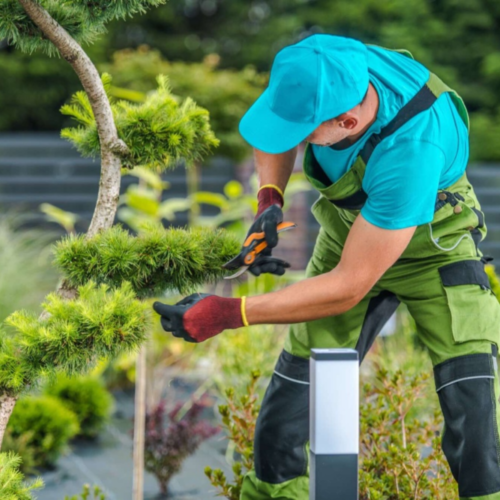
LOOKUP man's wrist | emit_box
[256,185,284,217]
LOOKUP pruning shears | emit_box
[222,221,297,280]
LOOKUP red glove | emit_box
[153,294,249,343]
[256,184,284,217]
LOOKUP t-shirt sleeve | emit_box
[360,138,446,230]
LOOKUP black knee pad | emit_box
[434,351,500,497]
[254,350,310,484]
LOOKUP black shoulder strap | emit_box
[358,83,437,164]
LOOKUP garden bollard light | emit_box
[310,348,359,500]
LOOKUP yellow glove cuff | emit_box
[241,296,249,327]
[258,184,284,199]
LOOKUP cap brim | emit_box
[239,89,319,154]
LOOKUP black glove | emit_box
[246,205,290,277]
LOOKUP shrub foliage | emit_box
[61,75,219,171]
[144,398,218,495]
[5,281,149,378]
[205,371,260,500]
[54,224,240,296]
[44,375,113,439]
[4,396,79,471]
[359,370,456,499]
[0,452,43,500]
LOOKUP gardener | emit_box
[153,35,500,500]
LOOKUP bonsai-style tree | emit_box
[0,0,239,494]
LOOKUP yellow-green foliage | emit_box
[4,396,79,471]
[44,375,113,439]
[0,452,42,500]
[5,282,149,376]
[54,224,240,296]
[61,74,219,170]
[486,264,500,301]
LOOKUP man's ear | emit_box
[338,112,358,130]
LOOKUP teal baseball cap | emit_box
[239,35,369,154]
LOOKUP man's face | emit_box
[305,119,352,147]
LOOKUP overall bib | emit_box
[241,55,500,500]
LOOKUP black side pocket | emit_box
[254,350,310,484]
[434,353,500,497]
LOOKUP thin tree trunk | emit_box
[133,345,147,500]
[4,0,132,451]
[187,163,201,226]
[18,0,129,237]
[0,395,17,447]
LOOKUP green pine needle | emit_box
[53,224,240,297]
[0,0,166,56]
[5,282,149,377]
[61,74,220,170]
[0,452,43,500]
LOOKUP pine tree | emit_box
[0,0,239,482]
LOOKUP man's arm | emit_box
[152,214,416,342]
[254,147,297,192]
[245,214,416,324]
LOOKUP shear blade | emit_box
[224,266,250,280]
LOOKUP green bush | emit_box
[3,396,79,471]
[45,375,113,439]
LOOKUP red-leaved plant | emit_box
[144,398,219,496]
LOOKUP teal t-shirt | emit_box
[311,45,469,230]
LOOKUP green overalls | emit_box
[241,54,500,500]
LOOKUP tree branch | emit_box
[18,0,129,237]
[0,395,17,446]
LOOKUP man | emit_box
[153,35,500,499]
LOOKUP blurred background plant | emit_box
[0,217,58,324]
[101,46,266,162]
[3,395,80,473]
[64,484,107,500]
[44,375,113,440]
[359,370,456,499]
[205,371,260,500]
[144,397,219,496]
[3,1,500,162]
